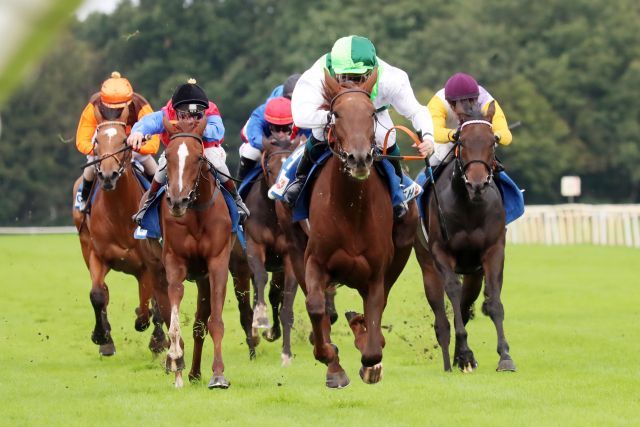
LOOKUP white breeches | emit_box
[429,142,455,166]
[239,142,262,161]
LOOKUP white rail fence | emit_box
[1,205,639,247]
[507,204,640,247]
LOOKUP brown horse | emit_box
[159,116,234,388]
[72,106,168,357]
[287,69,419,388]
[414,102,516,372]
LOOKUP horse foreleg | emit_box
[305,257,349,388]
[415,241,451,371]
[359,280,386,384]
[207,258,230,389]
[134,270,154,333]
[188,279,211,382]
[229,250,257,359]
[247,243,270,329]
[482,241,515,372]
[461,272,483,325]
[264,271,283,342]
[433,245,476,372]
[88,252,115,356]
[279,258,298,366]
[165,256,186,388]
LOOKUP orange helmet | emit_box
[100,71,133,108]
[264,97,293,125]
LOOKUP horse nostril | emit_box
[347,153,356,164]
[110,171,118,180]
[365,153,373,164]
[181,197,189,204]
[97,171,104,180]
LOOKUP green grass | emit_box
[1,235,638,426]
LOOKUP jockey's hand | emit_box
[413,137,435,158]
[127,131,145,151]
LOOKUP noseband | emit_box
[262,147,294,180]
[324,88,376,169]
[93,121,130,179]
[167,132,216,211]
[455,120,495,185]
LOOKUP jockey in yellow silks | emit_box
[426,72,512,167]
[75,72,160,211]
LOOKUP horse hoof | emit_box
[359,363,383,384]
[252,304,271,329]
[497,358,516,372]
[148,336,167,354]
[249,348,256,360]
[174,372,184,388]
[208,375,230,389]
[329,310,339,325]
[344,311,360,323]
[134,317,151,332]
[263,328,281,342]
[250,328,261,346]
[462,362,477,373]
[165,355,185,373]
[99,342,116,356]
[326,370,350,389]
[188,371,201,383]
[281,353,293,367]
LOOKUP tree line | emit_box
[0,0,638,225]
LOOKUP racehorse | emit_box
[414,101,516,373]
[288,69,419,388]
[159,116,234,388]
[72,106,168,357]
[244,135,302,365]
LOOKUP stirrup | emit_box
[282,179,304,206]
[132,198,153,225]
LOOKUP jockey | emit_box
[427,72,512,167]
[282,35,435,218]
[75,71,160,211]
[128,79,250,224]
[237,74,309,182]
[263,96,297,143]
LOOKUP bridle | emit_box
[92,120,131,179]
[454,120,496,186]
[167,132,217,211]
[261,145,294,182]
[324,88,376,169]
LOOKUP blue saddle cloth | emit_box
[134,171,245,248]
[416,169,525,225]
[269,146,421,222]
[74,162,150,211]
[238,165,264,200]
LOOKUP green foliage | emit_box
[1,236,639,424]
[0,0,638,224]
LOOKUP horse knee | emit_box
[482,298,504,320]
[89,288,106,308]
[305,293,325,321]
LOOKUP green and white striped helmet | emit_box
[328,35,377,75]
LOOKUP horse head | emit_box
[323,68,377,180]
[162,115,208,217]
[93,105,130,190]
[262,135,298,187]
[456,101,498,200]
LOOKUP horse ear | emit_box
[194,116,208,135]
[361,67,378,94]
[323,68,340,99]
[162,114,179,135]
[119,104,130,123]
[485,101,496,122]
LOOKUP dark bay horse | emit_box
[290,69,419,388]
[72,106,168,357]
[414,101,516,372]
[244,136,301,365]
[159,117,234,388]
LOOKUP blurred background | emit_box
[0,0,638,227]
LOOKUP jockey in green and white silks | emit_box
[284,35,435,217]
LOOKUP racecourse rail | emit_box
[1,204,639,247]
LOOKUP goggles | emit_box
[269,124,293,133]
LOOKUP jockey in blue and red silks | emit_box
[236,74,311,182]
[128,78,250,224]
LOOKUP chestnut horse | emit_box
[289,70,419,388]
[72,107,168,357]
[414,102,516,372]
[159,117,234,389]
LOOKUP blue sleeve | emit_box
[246,104,269,150]
[298,128,312,138]
[204,114,225,142]
[268,85,284,100]
[131,110,165,136]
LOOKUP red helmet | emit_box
[444,72,479,101]
[264,97,293,125]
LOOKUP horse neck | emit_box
[192,164,216,206]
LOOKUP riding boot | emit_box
[237,156,258,183]
[222,179,250,223]
[282,145,314,207]
[387,145,408,219]
[78,178,94,212]
[132,179,162,225]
